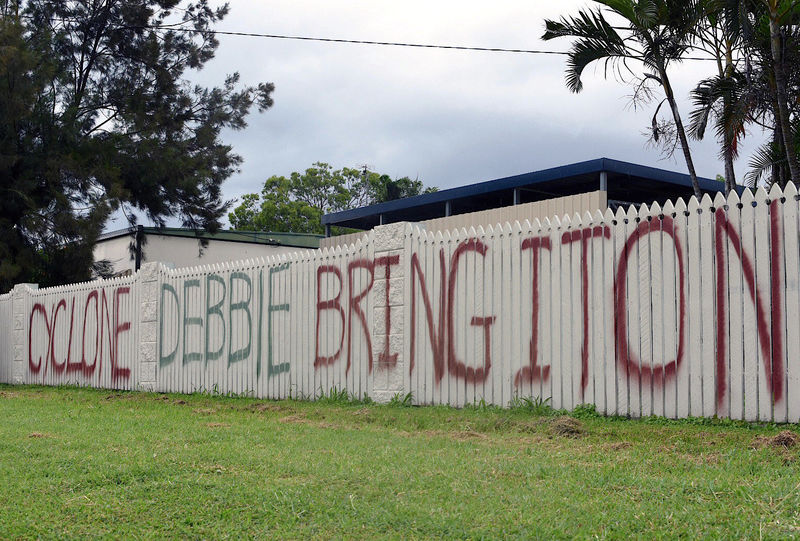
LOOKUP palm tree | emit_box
[761,0,800,184]
[543,0,706,198]
[687,1,746,194]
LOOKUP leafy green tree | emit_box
[229,163,437,234]
[543,0,707,198]
[0,1,272,291]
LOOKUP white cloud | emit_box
[107,0,769,229]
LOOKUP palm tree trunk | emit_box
[721,42,736,196]
[723,140,736,195]
[660,68,702,199]
[769,15,800,185]
[772,114,783,187]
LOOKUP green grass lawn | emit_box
[1,386,799,539]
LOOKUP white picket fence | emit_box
[2,185,800,422]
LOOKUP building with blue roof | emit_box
[321,158,728,235]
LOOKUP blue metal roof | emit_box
[322,158,727,230]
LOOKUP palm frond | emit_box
[746,140,783,187]
[543,9,628,92]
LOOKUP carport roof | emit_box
[322,157,728,230]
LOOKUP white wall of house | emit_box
[94,233,305,276]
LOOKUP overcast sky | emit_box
[110,0,769,229]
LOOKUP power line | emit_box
[147,25,717,61]
[25,15,718,61]
[159,26,573,56]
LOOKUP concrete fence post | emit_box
[11,283,37,384]
[370,222,408,403]
[137,262,161,391]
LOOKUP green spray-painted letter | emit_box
[205,274,226,364]
[228,272,252,365]
[159,283,179,367]
[267,263,291,377]
[183,279,203,364]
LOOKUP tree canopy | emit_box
[228,163,437,234]
[546,0,800,193]
[0,0,272,291]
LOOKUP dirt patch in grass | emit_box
[604,441,633,451]
[248,403,288,414]
[279,414,310,424]
[28,432,52,438]
[206,422,230,429]
[683,452,721,466]
[516,419,548,434]
[452,430,489,441]
[0,391,22,399]
[549,416,585,438]
[752,430,799,449]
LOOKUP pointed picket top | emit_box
[501,220,514,237]
[740,187,755,207]
[712,191,727,209]
[353,237,363,251]
[768,182,784,201]
[484,223,494,238]
[785,181,799,198]
[434,230,445,245]
[624,203,638,224]
[754,185,769,205]
[532,217,544,232]
[700,193,714,209]
[674,197,687,214]
[476,225,485,238]
[404,222,416,238]
[638,202,653,223]
[726,189,741,207]
[565,212,576,229]
[582,210,594,226]
[603,206,616,224]
[663,199,675,217]
[442,229,452,244]
[650,201,663,218]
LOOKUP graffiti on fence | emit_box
[28,286,132,382]
[408,206,785,411]
[21,195,790,415]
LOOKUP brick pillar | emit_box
[11,283,37,384]
[371,222,407,403]
[137,262,160,391]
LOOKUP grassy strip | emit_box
[1,385,799,539]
